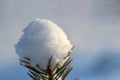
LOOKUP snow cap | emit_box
[15,19,73,69]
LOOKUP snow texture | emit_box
[15,19,73,69]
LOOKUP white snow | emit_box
[15,19,73,69]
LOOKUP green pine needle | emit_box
[20,48,78,80]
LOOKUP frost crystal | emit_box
[15,19,73,69]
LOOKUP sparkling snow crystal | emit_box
[15,19,73,69]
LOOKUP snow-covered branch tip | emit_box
[20,55,73,80]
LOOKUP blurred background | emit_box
[0,0,120,80]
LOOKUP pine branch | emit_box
[20,50,78,80]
